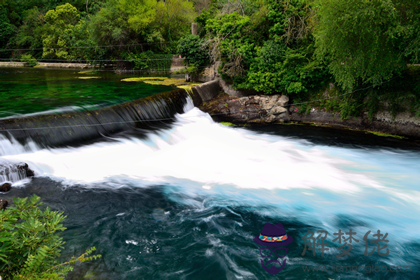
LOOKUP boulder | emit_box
[17,163,35,177]
[0,182,11,192]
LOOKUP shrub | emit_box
[20,54,38,67]
[177,34,210,73]
[0,195,101,279]
[123,51,173,73]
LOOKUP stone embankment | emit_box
[200,94,290,123]
[194,80,420,139]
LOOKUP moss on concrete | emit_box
[121,77,201,94]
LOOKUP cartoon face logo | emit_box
[254,222,293,275]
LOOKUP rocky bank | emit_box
[199,91,420,140]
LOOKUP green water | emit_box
[0,67,173,118]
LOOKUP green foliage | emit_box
[314,0,413,90]
[116,0,157,34]
[20,53,37,66]
[89,0,130,47]
[42,3,91,60]
[123,50,173,72]
[203,1,330,95]
[90,0,195,55]
[173,65,200,76]
[0,7,16,50]
[0,195,101,279]
[395,0,420,64]
[11,6,44,57]
[177,34,209,72]
[205,12,255,81]
[156,0,196,42]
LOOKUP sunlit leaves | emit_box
[0,194,100,279]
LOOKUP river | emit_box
[1,68,420,279]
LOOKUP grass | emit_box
[121,77,167,82]
[219,122,251,127]
[78,70,98,75]
[220,122,237,126]
[275,121,304,126]
[78,76,101,80]
[365,131,406,139]
[121,77,201,94]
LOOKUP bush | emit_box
[177,34,210,73]
[0,195,101,279]
[123,51,173,73]
[20,54,38,67]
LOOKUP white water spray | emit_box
[1,99,420,242]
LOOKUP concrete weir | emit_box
[0,78,221,148]
[190,80,220,106]
[0,89,190,147]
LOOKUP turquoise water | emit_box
[1,101,420,279]
[0,67,172,118]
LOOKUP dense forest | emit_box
[0,0,419,116]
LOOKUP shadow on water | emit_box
[242,124,420,151]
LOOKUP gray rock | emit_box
[264,115,277,123]
[277,95,289,106]
[260,96,278,109]
[269,106,288,115]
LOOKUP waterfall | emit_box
[0,160,34,183]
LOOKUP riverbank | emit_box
[0,56,186,73]
[198,90,420,141]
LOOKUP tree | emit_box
[117,0,157,34]
[0,7,16,49]
[177,34,209,75]
[42,3,92,60]
[0,195,101,279]
[11,7,44,58]
[89,0,159,57]
[314,0,409,90]
[155,0,196,43]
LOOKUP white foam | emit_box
[1,106,420,240]
[0,108,378,193]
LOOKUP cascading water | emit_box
[0,160,29,182]
[1,96,419,279]
[0,88,190,148]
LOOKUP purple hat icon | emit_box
[254,222,293,247]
